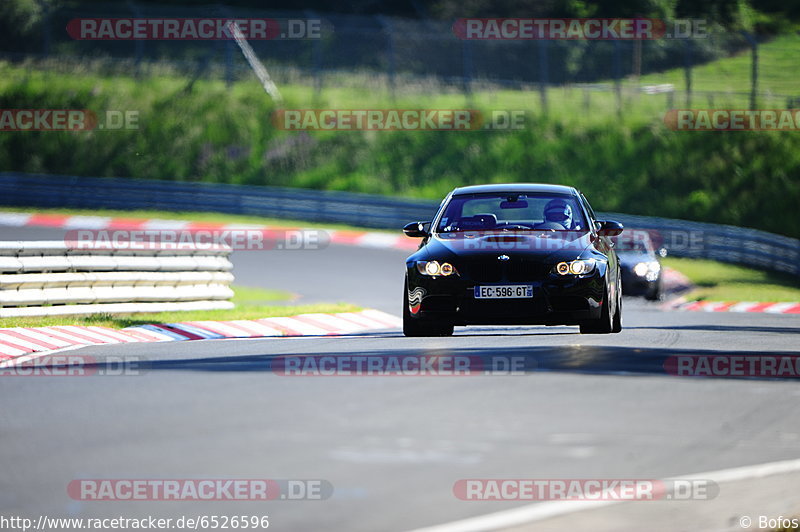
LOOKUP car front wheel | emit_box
[580,282,619,334]
[402,277,454,337]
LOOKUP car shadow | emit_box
[626,325,800,335]
[86,343,800,382]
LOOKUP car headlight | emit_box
[417,260,457,277]
[634,261,661,279]
[633,262,649,277]
[554,259,597,276]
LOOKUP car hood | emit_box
[419,231,595,262]
[617,252,655,267]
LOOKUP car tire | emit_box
[402,277,454,337]
[612,279,622,333]
[580,283,615,334]
[645,278,663,301]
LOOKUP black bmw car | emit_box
[402,184,624,336]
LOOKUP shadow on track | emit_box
[94,344,800,382]
[627,325,800,335]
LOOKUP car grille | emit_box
[509,259,552,281]
[467,260,504,282]
[466,259,550,282]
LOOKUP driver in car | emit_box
[543,198,575,230]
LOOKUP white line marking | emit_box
[337,312,390,330]
[62,215,113,229]
[228,320,283,337]
[0,343,28,358]
[0,212,32,226]
[185,321,253,338]
[728,301,759,313]
[53,326,121,344]
[360,309,403,328]
[356,232,403,248]
[0,345,85,368]
[268,317,329,336]
[0,331,48,351]
[141,219,191,230]
[408,457,800,532]
[299,313,364,333]
[764,302,797,314]
[8,328,72,348]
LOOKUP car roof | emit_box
[450,183,579,196]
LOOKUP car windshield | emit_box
[613,233,655,254]
[436,193,589,233]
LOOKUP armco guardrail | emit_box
[0,241,234,318]
[0,172,435,230]
[600,212,800,277]
[0,173,797,277]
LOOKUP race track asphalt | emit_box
[1,225,798,531]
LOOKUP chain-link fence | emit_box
[3,2,796,114]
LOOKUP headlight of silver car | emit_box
[634,261,661,281]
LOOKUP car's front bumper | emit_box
[407,269,606,326]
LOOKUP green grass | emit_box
[1,33,799,237]
[640,33,800,100]
[0,285,361,328]
[664,257,800,302]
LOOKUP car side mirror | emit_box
[403,221,429,238]
[597,220,624,237]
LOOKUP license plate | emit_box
[474,285,534,299]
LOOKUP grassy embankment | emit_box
[664,257,800,302]
[0,34,798,237]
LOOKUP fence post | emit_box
[37,0,51,57]
[306,10,323,100]
[537,39,548,113]
[742,31,758,109]
[127,0,145,76]
[378,16,396,101]
[220,5,235,89]
[462,39,473,97]
[683,40,692,107]
[613,40,622,117]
